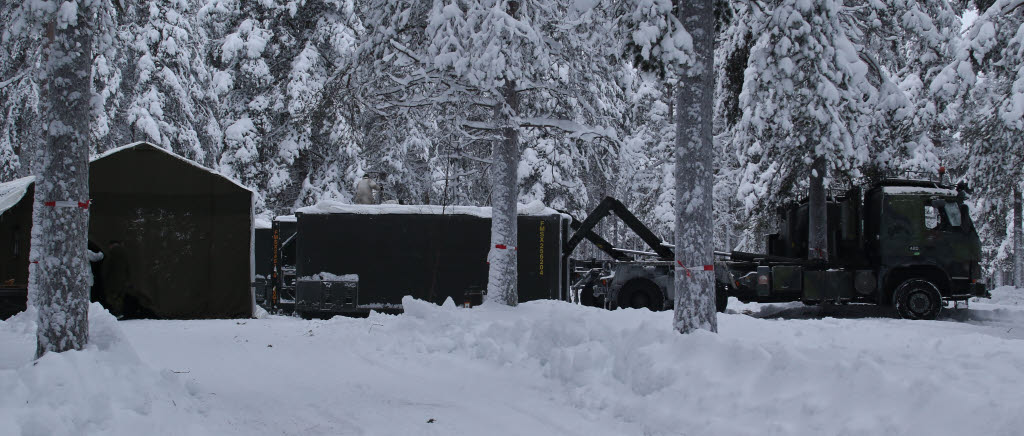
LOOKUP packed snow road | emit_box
[2,287,1024,436]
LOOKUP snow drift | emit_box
[379,297,1024,435]
[4,293,1024,435]
[0,304,205,436]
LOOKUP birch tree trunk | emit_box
[486,77,520,306]
[30,4,95,357]
[673,0,717,334]
[1014,186,1022,288]
[808,156,828,262]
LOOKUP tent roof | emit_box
[92,142,252,193]
[0,175,35,216]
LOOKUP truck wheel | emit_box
[580,284,596,307]
[715,284,729,313]
[892,279,942,320]
[619,281,663,311]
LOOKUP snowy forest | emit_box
[1,0,1022,282]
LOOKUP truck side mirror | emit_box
[930,199,946,210]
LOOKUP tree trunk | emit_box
[1014,186,1022,288]
[30,8,95,357]
[486,77,520,306]
[673,0,717,334]
[808,156,828,262]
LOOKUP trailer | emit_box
[561,197,684,311]
[290,202,567,318]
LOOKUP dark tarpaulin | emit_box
[89,142,253,319]
[0,180,33,319]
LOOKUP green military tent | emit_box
[0,176,33,319]
[0,142,255,319]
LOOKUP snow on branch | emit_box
[0,73,27,90]
[517,117,618,142]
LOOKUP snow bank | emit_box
[337,297,1024,436]
[0,304,205,436]
[297,199,563,218]
[987,285,1024,306]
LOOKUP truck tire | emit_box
[715,284,729,313]
[580,284,596,307]
[892,279,942,320]
[619,280,663,311]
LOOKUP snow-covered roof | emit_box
[274,215,297,223]
[296,200,563,218]
[0,175,35,216]
[92,142,253,193]
[254,217,273,229]
[882,186,959,197]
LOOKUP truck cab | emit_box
[866,181,986,306]
[722,177,989,319]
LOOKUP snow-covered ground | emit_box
[3,287,1024,436]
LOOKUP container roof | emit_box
[296,200,564,218]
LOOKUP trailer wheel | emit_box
[619,280,663,311]
[296,310,315,320]
[892,279,942,320]
[715,284,729,313]
[580,284,596,307]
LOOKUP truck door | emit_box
[879,196,925,266]
[881,195,968,295]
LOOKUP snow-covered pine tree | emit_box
[958,0,1024,286]
[200,0,361,215]
[12,0,116,357]
[115,0,219,162]
[356,0,619,306]
[0,2,43,180]
[857,0,964,175]
[734,0,875,262]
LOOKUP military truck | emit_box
[718,176,989,319]
[568,175,989,320]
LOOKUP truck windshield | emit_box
[944,202,962,227]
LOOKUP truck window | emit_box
[944,202,962,227]
[924,205,940,230]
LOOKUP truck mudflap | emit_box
[969,282,990,299]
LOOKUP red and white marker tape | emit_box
[676,260,714,277]
[487,244,518,264]
[44,200,90,209]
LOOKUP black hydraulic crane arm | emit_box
[565,216,631,261]
[563,197,675,261]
